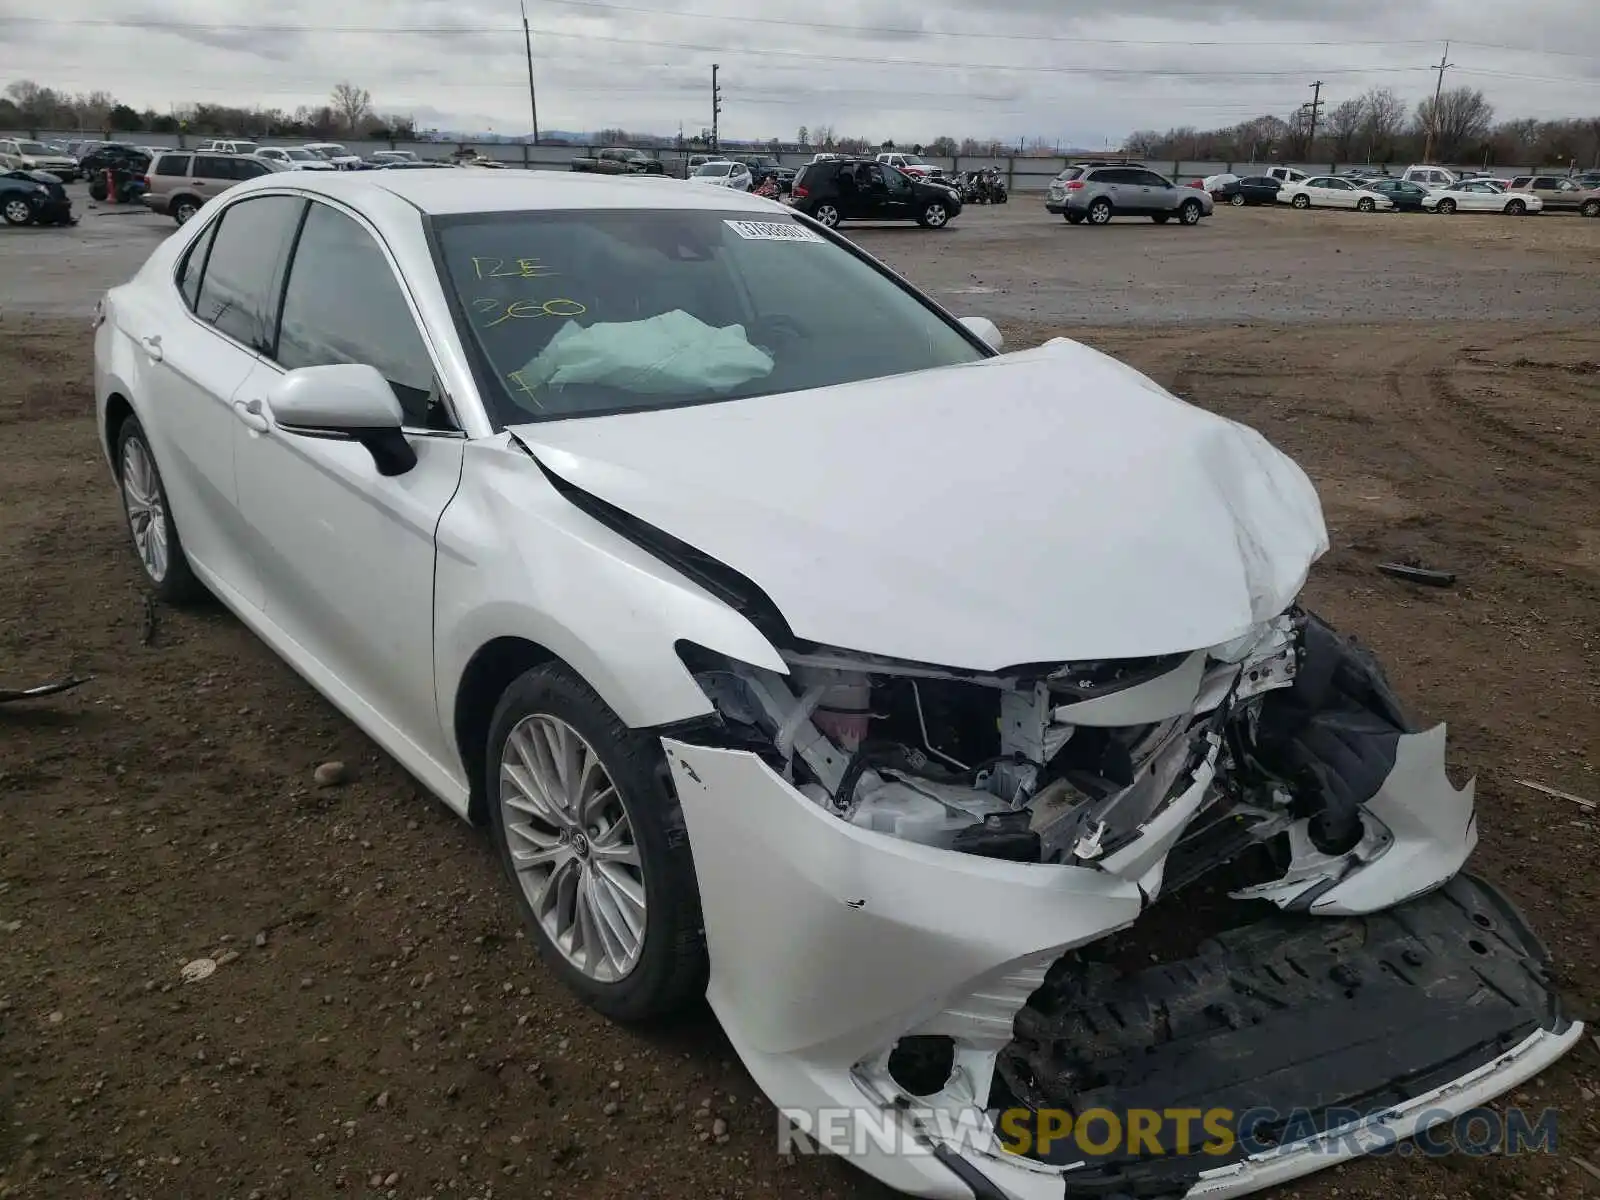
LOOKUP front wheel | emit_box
[1291,193,1311,210]
[2,196,34,226]
[918,202,949,228]
[1178,200,1203,225]
[811,203,840,228]
[1505,199,1527,216]
[115,415,205,602]
[1582,199,1600,219]
[1437,198,1457,214]
[1357,197,1376,213]
[486,663,707,1022]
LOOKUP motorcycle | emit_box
[89,164,149,205]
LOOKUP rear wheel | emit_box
[1064,212,1084,224]
[1291,193,1311,210]
[1505,199,1527,216]
[1582,199,1600,219]
[811,203,840,228]
[1087,198,1113,225]
[1178,199,1203,225]
[1229,192,1246,206]
[1357,197,1376,213]
[486,662,707,1022]
[1152,214,1170,224]
[115,415,204,603]
[89,178,109,203]
[172,196,200,225]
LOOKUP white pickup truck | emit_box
[1400,164,1462,189]
[876,152,939,179]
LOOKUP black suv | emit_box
[79,143,151,177]
[788,157,962,228]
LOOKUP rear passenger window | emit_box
[274,202,444,428]
[176,218,219,311]
[194,195,307,351]
[194,155,232,178]
[155,155,190,177]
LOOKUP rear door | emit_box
[1096,168,1143,213]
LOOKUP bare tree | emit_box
[1414,86,1494,162]
[796,125,808,146]
[1123,129,1163,155]
[1325,98,1365,161]
[330,81,374,134]
[5,79,61,127]
[1358,87,1407,161]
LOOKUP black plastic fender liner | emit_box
[993,874,1568,1196]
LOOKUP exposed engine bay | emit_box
[683,608,1424,908]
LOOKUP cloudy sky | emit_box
[4,0,1599,143]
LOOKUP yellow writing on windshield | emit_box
[473,297,588,327]
[471,256,557,280]
[506,369,542,408]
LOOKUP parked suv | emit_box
[1505,174,1594,213]
[143,151,282,224]
[0,137,81,181]
[787,157,962,228]
[1046,164,1212,225]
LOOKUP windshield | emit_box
[284,149,315,160]
[695,163,732,176]
[432,208,987,426]
[17,141,51,154]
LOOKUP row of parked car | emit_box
[1200,164,1600,218]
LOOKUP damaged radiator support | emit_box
[683,609,1422,905]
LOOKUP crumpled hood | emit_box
[512,338,1329,669]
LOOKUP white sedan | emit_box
[689,160,753,190]
[1423,179,1543,215]
[93,169,1579,1200]
[1278,175,1396,211]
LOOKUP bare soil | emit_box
[2,309,1597,1200]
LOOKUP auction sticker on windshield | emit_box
[724,219,823,243]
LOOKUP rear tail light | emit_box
[792,184,809,199]
[1066,180,1085,190]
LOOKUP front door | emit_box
[232,198,464,766]
[870,164,917,219]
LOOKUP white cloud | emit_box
[4,0,1598,142]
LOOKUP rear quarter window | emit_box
[154,155,191,177]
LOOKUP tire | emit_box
[1437,198,1456,215]
[1582,199,1600,219]
[1152,214,1170,224]
[812,203,840,228]
[1087,198,1113,225]
[1291,193,1311,210]
[114,415,204,603]
[89,179,108,203]
[486,662,707,1022]
[1178,200,1203,225]
[1064,212,1084,224]
[918,202,949,228]
[1505,199,1526,216]
[2,196,34,226]
[1357,197,1376,213]
[172,196,200,225]
[1229,192,1246,206]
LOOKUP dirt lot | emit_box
[2,195,1598,1200]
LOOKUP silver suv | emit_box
[1046,164,1213,226]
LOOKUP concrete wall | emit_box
[7,130,1547,193]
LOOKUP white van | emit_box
[1401,165,1460,189]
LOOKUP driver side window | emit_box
[877,164,912,193]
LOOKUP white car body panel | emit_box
[90,168,1579,1200]
[513,338,1329,668]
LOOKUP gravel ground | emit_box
[1,192,1597,1200]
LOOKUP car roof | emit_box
[226,165,788,216]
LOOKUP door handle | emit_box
[141,334,163,362]
[233,399,269,433]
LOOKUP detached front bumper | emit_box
[662,737,1580,1200]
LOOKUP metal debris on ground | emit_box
[1571,1156,1600,1185]
[141,594,158,645]
[1515,779,1597,811]
[1376,562,1457,587]
[181,957,218,983]
[0,675,93,704]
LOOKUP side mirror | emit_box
[265,363,417,476]
[959,315,1004,352]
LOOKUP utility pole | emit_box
[711,64,722,153]
[1306,80,1324,154]
[520,0,539,145]
[1422,41,1453,164]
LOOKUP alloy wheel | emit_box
[1088,199,1112,224]
[498,714,646,983]
[3,198,33,225]
[923,203,948,227]
[813,204,840,227]
[1230,193,1245,206]
[120,435,169,583]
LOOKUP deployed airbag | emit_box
[517,310,774,396]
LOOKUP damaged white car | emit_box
[93,170,1580,1200]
